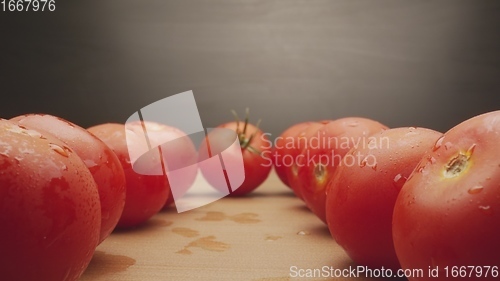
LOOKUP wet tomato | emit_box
[286,121,329,200]
[12,114,126,243]
[393,111,500,280]
[272,122,317,188]
[0,119,101,281]
[124,121,198,209]
[200,112,272,196]
[326,127,441,270]
[88,123,169,228]
[296,117,387,223]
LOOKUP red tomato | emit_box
[393,111,500,280]
[200,120,272,196]
[12,114,126,243]
[124,121,198,209]
[286,122,329,200]
[297,117,388,223]
[326,127,441,270]
[0,119,101,281]
[88,123,169,228]
[273,122,317,188]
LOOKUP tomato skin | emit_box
[0,119,101,281]
[11,114,126,243]
[123,121,198,209]
[201,122,272,196]
[273,122,316,188]
[286,122,328,200]
[297,118,388,223]
[88,123,170,228]
[326,127,441,270]
[224,122,272,196]
[393,111,500,280]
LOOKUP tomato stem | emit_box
[231,109,240,133]
[230,109,262,155]
[242,107,249,136]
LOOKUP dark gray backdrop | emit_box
[1,0,499,137]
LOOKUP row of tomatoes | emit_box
[0,110,279,281]
[269,111,499,280]
[1,109,498,281]
[0,115,200,281]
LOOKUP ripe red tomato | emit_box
[0,119,101,281]
[273,122,317,188]
[393,111,500,280]
[12,114,126,243]
[200,119,272,196]
[125,121,198,209]
[326,127,441,270]
[88,123,169,228]
[286,121,329,200]
[297,117,388,223]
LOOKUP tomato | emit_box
[286,121,329,200]
[12,114,126,243]
[0,119,101,281]
[297,117,388,223]
[88,123,169,228]
[273,122,316,188]
[325,127,441,270]
[125,121,198,209]
[393,111,500,280]
[200,116,272,196]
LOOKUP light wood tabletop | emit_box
[81,171,398,281]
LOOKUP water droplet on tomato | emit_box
[347,121,359,127]
[84,159,98,168]
[297,230,310,236]
[467,143,476,156]
[393,174,402,182]
[49,143,69,157]
[479,205,493,215]
[314,164,326,182]
[433,136,444,151]
[25,129,43,139]
[393,173,407,189]
[468,185,484,194]
[444,142,453,150]
[63,145,73,153]
[291,164,298,176]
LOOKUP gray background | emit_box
[1,0,499,137]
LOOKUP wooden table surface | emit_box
[80,172,401,281]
